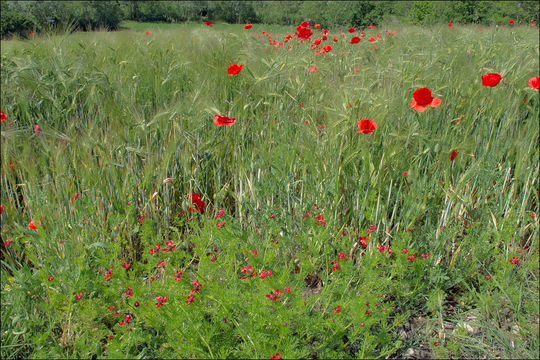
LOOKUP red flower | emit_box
[402,248,408,254]
[322,45,332,53]
[29,32,34,37]
[357,119,377,134]
[217,221,226,229]
[155,296,167,308]
[348,27,356,33]
[321,35,327,40]
[34,124,41,136]
[204,21,213,27]
[28,220,38,229]
[531,23,536,27]
[308,67,318,72]
[145,31,151,35]
[270,353,282,360]
[48,275,54,281]
[174,270,183,281]
[338,252,348,260]
[227,64,243,76]
[0,204,3,214]
[122,261,131,271]
[481,73,502,87]
[333,305,341,313]
[350,36,361,44]
[510,257,519,265]
[213,114,236,127]
[125,286,133,297]
[295,26,313,41]
[450,151,457,161]
[189,193,204,213]
[528,76,539,90]
[323,29,329,35]
[333,37,339,42]
[448,23,453,27]
[312,38,321,45]
[186,294,195,305]
[4,238,13,247]
[315,24,320,29]
[0,111,6,122]
[410,88,442,112]
[485,274,491,281]
[368,37,376,42]
[509,20,514,25]
[75,292,83,301]
[244,24,252,29]
[301,21,310,28]
[266,289,280,301]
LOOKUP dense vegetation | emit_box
[1,20,538,358]
[1,0,539,38]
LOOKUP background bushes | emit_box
[1,0,539,38]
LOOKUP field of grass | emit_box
[1,21,539,359]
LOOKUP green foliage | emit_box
[0,20,538,360]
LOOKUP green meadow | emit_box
[1,21,538,359]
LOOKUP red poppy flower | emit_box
[29,32,34,37]
[145,31,151,35]
[48,275,54,281]
[227,64,243,76]
[315,24,320,29]
[509,20,514,25]
[28,220,38,229]
[368,25,375,28]
[532,24,536,27]
[450,151,457,161]
[368,37,376,42]
[528,76,539,90]
[481,73,502,87]
[448,23,453,27]
[270,353,282,360]
[34,124,41,136]
[244,24,252,29]
[357,119,377,134]
[323,29,329,35]
[348,27,356,33]
[204,21,213,27]
[322,45,332,53]
[321,35,327,40]
[0,111,6,122]
[410,88,442,112]
[301,21,310,28]
[0,204,3,214]
[334,305,342,313]
[333,37,339,42]
[308,67,318,72]
[312,38,321,45]
[4,238,13,247]
[350,36,361,44]
[213,114,236,127]
[189,193,205,212]
[296,26,313,41]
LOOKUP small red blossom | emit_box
[421,253,430,261]
[4,238,13,247]
[509,20,514,25]
[259,270,272,279]
[227,64,243,76]
[266,289,280,301]
[401,248,408,254]
[157,260,166,270]
[528,76,539,90]
[244,24,253,29]
[28,220,38,230]
[308,67,318,72]
[122,261,131,271]
[358,236,368,248]
[350,36,361,44]
[410,88,442,112]
[213,114,237,127]
[312,38,321,45]
[186,294,195,305]
[510,257,519,265]
[119,314,132,326]
[315,24,320,29]
[125,286,133,297]
[348,27,357,33]
[75,292,84,301]
[338,252,348,260]
[334,305,342,313]
[189,193,205,212]
[47,275,54,281]
[104,267,113,282]
[450,151,458,162]
[481,73,502,87]
[407,254,417,263]
[155,296,167,308]
[191,280,202,294]
[448,23,453,27]
[485,274,491,281]
[174,270,183,281]
[241,265,256,279]
[0,111,7,122]
[29,32,34,37]
[332,261,340,271]
[150,243,160,255]
[270,353,282,360]
[145,31,151,36]
[217,221,226,229]
[34,124,41,136]
[204,21,212,27]
[377,245,387,253]
[357,119,377,134]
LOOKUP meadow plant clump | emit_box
[1,20,539,359]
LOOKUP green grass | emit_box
[1,22,538,359]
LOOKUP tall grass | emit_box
[1,22,538,358]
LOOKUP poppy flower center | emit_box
[413,88,433,106]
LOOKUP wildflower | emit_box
[270,353,282,360]
[145,31,151,35]
[358,236,368,248]
[312,38,321,45]
[125,286,133,297]
[350,36,361,44]
[162,240,176,252]
[485,274,491,281]
[334,305,342,313]
[528,76,539,90]
[332,262,340,271]
[71,193,80,201]
[204,21,212,27]
[401,248,408,254]
[217,221,226,229]
[266,289,280,301]
[368,37,376,42]
[29,32,34,37]
[509,20,514,25]
[421,253,430,261]
[410,88,442,112]
[34,124,41,136]
[481,73,502,87]
[4,238,13,247]
[368,225,377,233]
[104,267,113,281]
[122,261,131,271]
[0,111,7,122]
[150,243,160,255]
[407,254,417,263]
[157,260,166,270]
[227,64,243,76]
[186,295,195,304]
[75,292,84,301]
[315,24,320,29]
[510,257,519,265]
[295,25,313,41]
[301,21,310,28]
[244,24,252,29]
[216,208,225,218]
[174,270,183,281]
[189,193,205,212]
[119,314,132,326]
[357,119,377,134]
[28,220,38,230]
[402,172,408,177]
[191,280,202,294]
[213,114,236,127]
[348,27,356,33]
[308,67,318,72]
[155,296,167,308]
[259,270,272,279]
[282,287,290,294]
[448,23,453,27]
[450,151,458,162]
[241,265,256,279]
[338,252,348,260]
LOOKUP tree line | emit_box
[1,1,539,38]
